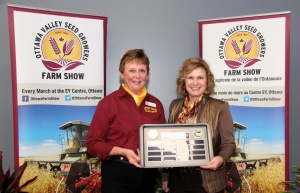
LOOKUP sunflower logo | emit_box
[224,31,261,69]
[41,29,84,71]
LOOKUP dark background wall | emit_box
[1,0,299,180]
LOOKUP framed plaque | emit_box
[139,123,214,168]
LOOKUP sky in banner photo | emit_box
[230,105,284,155]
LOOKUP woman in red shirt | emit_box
[86,49,166,193]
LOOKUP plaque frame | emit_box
[139,123,214,168]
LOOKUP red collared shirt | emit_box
[86,85,166,159]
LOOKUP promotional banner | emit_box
[198,12,290,192]
[8,6,107,191]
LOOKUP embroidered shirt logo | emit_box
[144,106,157,113]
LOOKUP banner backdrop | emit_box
[198,12,290,192]
[8,5,107,170]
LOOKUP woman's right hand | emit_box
[125,148,142,168]
[162,181,169,192]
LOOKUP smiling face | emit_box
[120,59,148,95]
[185,67,207,102]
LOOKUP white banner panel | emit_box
[8,6,107,173]
[198,12,290,192]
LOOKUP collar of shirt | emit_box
[116,85,149,99]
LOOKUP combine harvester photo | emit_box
[58,120,90,162]
[230,121,281,172]
[226,121,283,193]
[30,120,99,173]
[26,120,101,192]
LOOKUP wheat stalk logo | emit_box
[49,37,61,56]
[231,40,241,55]
[42,37,83,71]
[225,38,260,69]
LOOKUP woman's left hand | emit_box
[200,156,223,170]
